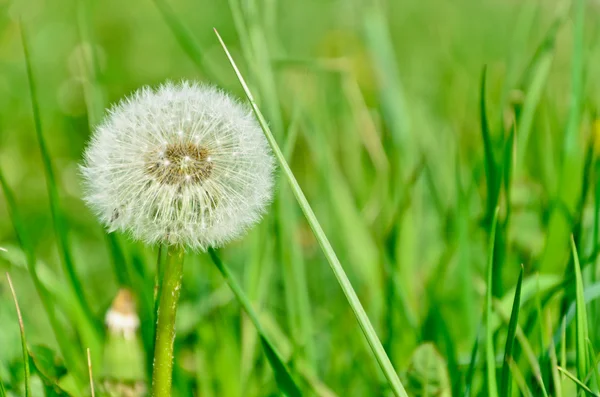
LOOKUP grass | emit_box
[208,248,302,397]
[485,210,499,397]
[215,28,408,396]
[0,0,599,396]
[86,348,95,397]
[5,273,30,397]
[499,264,524,397]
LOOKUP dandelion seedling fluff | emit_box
[82,81,274,396]
[82,81,274,250]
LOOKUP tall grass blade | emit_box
[362,3,409,151]
[586,339,600,391]
[539,0,586,273]
[227,0,284,139]
[549,282,600,349]
[240,227,272,388]
[500,0,538,110]
[561,317,567,380]
[485,210,499,397]
[456,154,475,341]
[214,28,408,397]
[19,22,97,332]
[593,132,600,264]
[87,348,95,397]
[515,34,556,168]
[276,116,314,361]
[557,367,597,396]
[508,360,534,397]
[76,0,134,295]
[480,66,498,224]
[276,194,314,364]
[208,248,302,397]
[6,273,31,397]
[573,237,590,382]
[492,300,548,396]
[463,328,480,397]
[76,0,105,127]
[499,265,523,397]
[300,115,382,303]
[548,318,562,397]
[0,169,83,382]
[151,0,209,75]
[106,234,130,286]
[502,127,515,222]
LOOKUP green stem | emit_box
[215,30,408,397]
[208,248,302,395]
[152,245,185,397]
[208,248,264,333]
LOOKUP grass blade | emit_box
[260,335,301,397]
[572,237,589,382]
[538,0,586,273]
[586,339,600,390]
[0,169,83,382]
[19,22,97,333]
[548,316,562,397]
[362,3,410,151]
[515,50,553,168]
[6,273,31,397]
[508,360,534,397]
[76,0,135,302]
[514,12,564,169]
[151,0,209,75]
[557,367,597,397]
[208,248,302,397]
[275,193,315,364]
[214,28,408,397]
[492,300,549,396]
[463,327,480,397]
[502,126,515,222]
[485,210,499,397]
[87,348,95,397]
[499,265,523,397]
[561,317,567,381]
[76,0,105,127]
[480,66,498,224]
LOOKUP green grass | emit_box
[485,210,499,397]
[0,0,599,396]
[215,28,408,396]
[6,273,30,397]
[499,265,524,397]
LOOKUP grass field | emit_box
[1,0,599,395]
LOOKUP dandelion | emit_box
[102,289,146,397]
[105,289,140,340]
[81,81,274,396]
[81,81,274,250]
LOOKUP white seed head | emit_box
[82,81,274,250]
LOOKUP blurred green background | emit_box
[0,0,599,395]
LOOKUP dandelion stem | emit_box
[151,245,185,397]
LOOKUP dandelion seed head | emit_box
[82,81,274,250]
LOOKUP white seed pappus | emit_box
[82,81,274,250]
